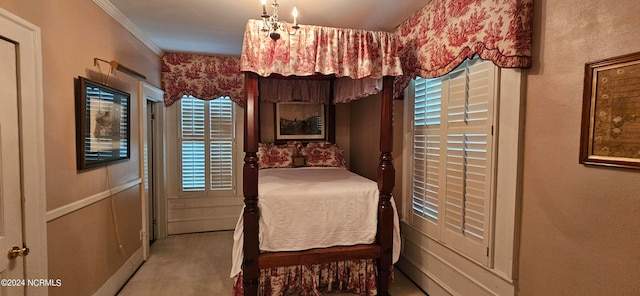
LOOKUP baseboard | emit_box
[167,216,238,235]
[93,247,144,296]
[399,224,515,296]
[397,256,454,296]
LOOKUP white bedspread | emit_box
[230,167,401,277]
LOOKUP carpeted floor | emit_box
[118,231,426,295]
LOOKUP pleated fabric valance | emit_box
[240,19,404,80]
[161,53,245,107]
[161,0,533,106]
[257,76,383,104]
[258,78,331,104]
[395,0,533,93]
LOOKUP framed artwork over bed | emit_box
[275,102,326,141]
[75,77,131,171]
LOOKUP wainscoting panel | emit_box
[167,196,242,235]
[397,223,516,296]
[46,178,142,222]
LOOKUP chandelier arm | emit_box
[282,22,299,36]
[259,0,299,40]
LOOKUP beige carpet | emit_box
[118,231,426,295]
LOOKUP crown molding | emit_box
[93,0,164,56]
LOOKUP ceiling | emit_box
[107,0,430,56]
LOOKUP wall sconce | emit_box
[94,58,147,81]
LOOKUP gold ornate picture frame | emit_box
[580,52,640,170]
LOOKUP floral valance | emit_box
[395,0,533,92]
[161,53,245,107]
[240,19,403,80]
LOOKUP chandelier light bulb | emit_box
[292,7,298,26]
[260,0,268,17]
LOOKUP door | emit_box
[140,82,165,259]
[0,37,27,295]
[146,100,157,243]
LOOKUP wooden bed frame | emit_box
[241,72,396,296]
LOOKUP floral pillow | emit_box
[301,142,346,168]
[257,143,297,169]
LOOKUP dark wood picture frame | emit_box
[75,77,131,171]
[275,102,326,141]
[580,52,640,170]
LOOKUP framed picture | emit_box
[579,52,640,170]
[275,102,325,140]
[75,77,131,171]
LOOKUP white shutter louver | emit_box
[442,58,496,265]
[209,98,234,191]
[412,77,443,235]
[181,96,206,191]
[181,141,206,190]
[444,133,488,240]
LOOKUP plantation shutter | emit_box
[410,57,497,265]
[412,77,443,236]
[180,96,206,191]
[209,98,235,192]
[442,58,496,265]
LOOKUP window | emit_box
[179,95,236,195]
[409,56,497,265]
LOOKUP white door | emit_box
[0,37,27,295]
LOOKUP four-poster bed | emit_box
[159,1,533,295]
[231,19,403,296]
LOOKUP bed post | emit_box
[243,72,260,296]
[377,76,395,296]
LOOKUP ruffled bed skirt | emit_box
[232,259,393,296]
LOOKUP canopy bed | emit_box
[229,19,403,296]
[160,1,532,295]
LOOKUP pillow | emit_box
[301,142,346,168]
[257,143,297,169]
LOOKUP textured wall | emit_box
[519,0,640,295]
[2,0,161,295]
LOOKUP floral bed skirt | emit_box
[232,259,393,296]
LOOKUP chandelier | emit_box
[260,0,300,40]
